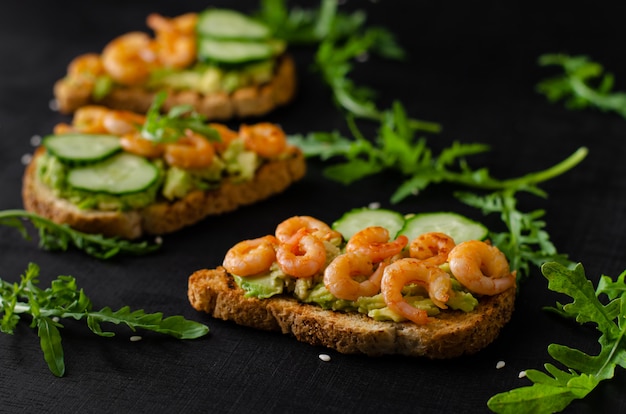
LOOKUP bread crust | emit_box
[188,267,516,358]
[22,147,306,239]
[54,55,297,120]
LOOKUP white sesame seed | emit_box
[356,52,370,63]
[52,316,60,323]
[368,201,381,209]
[30,135,42,147]
[155,236,163,245]
[49,99,59,111]
[518,370,527,379]
[318,354,331,362]
[130,335,143,342]
[21,153,32,165]
[496,360,506,369]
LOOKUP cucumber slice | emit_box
[398,212,488,244]
[197,9,271,40]
[332,208,406,241]
[67,153,159,195]
[44,133,121,163]
[197,38,276,64]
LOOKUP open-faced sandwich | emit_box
[54,8,295,120]
[188,209,517,358]
[22,94,305,239]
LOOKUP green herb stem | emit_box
[0,209,160,259]
[0,263,209,376]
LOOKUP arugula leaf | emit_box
[537,53,626,118]
[0,263,209,377]
[0,209,160,259]
[289,100,588,205]
[456,189,574,282]
[140,91,220,144]
[258,0,367,45]
[487,263,626,413]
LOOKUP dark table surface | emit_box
[1,1,625,413]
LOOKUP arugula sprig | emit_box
[258,0,366,45]
[488,262,626,413]
[0,209,160,259]
[140,91,219,143]
[537,53,626,118]
[259,0,439,132]
[0,263,209,377]
[289,100,588,204]
[456,189,574,282]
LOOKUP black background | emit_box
[1,1,625,413]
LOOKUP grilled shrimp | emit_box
[323,253,388,301]
[163,131,215,169]
[447,240,516,295]
[345,226,408,263]
[409,232,456,266]
[275,216,341,244]
[101,32,155,86]
[147,12,197,69]
[240,123,288,158]
[276,228,327,278]
[222,235,278,277]
[381,258,452,324]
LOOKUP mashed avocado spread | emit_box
[233,243,479,323]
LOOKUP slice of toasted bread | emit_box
[22,147,306,239]
[188,266,516,358]
[54,55,297,120]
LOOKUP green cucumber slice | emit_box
[398,212,488,244]
[44,133,121,163]
[197,9,271,40]
[197,38,276,64]
[67,153,158,195]
[332,208,406,241]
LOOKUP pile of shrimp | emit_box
[66,13,198,88]
[222,216,517,325]
[53,105,289,169]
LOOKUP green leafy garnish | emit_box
[0,209,160,259]
[0,263,209,377]
[488,262,626,413]
[289,101,587,204]
[258,0,367,45]
[259,0,439,132]
[537,53,626,118]
[454,144,588,281]
[456,189,573,282]
[140,91,220,144]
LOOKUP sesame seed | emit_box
[496,360,506,369]
[518,371,527,379]
[52,316,60,323]
[318,354,331,362]
[155,236,163,245]
[130,335,143,342]
[49,99,59,111]
[30,135,42,147]
[21,153,32,165]
[368,202,381,209]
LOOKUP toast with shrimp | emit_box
[22,101,305,239]
[188,213,517,358]
[53,9,296,120]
